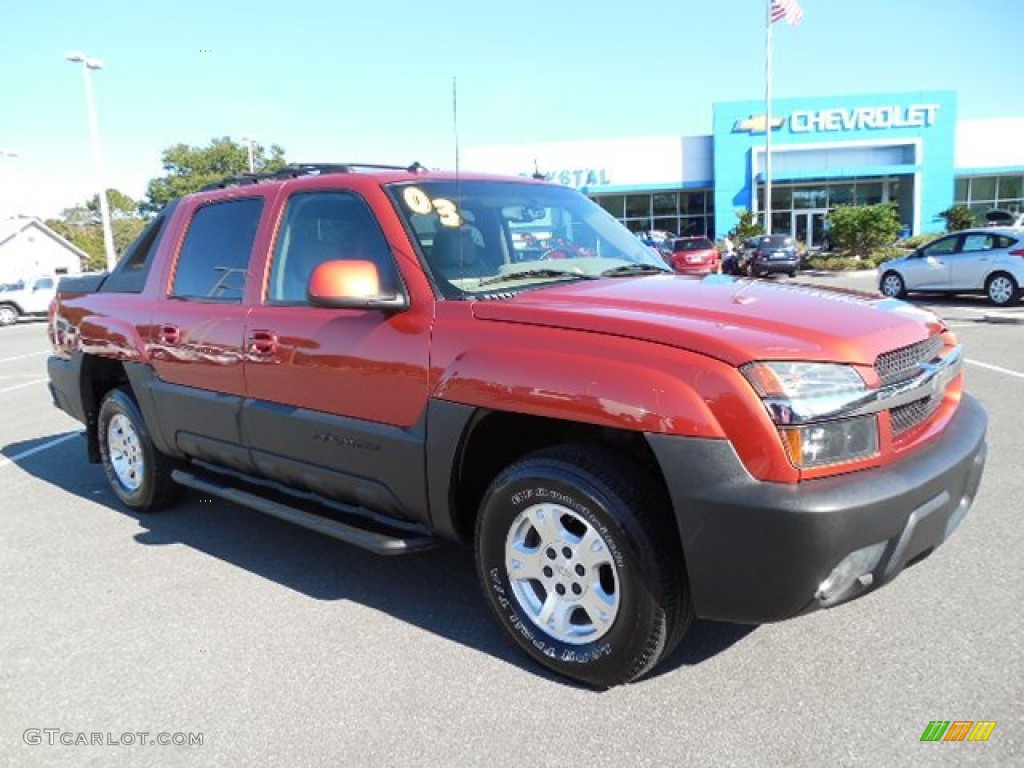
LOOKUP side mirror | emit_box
[308,260,407,312]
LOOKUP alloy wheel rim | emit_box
[504,502,620,645]
[882,275,902,296]
[989,277,1012,304]
[107,413,143,491]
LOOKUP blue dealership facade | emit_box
[464,89,1024,247]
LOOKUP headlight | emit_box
[743,362,879,469]
[779,416,879,468]
[741,362,869,423]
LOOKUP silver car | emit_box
[878,227,1024,306]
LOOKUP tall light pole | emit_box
[65,51,116,272]
[241,135,257,173]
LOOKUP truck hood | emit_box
[471,275,945,367]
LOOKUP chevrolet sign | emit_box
[733,115,785,134]
[791,104,940,133]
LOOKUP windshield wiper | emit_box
[477,269,598,287]
[600,264,672,277]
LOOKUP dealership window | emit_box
[652,193,678,216]
[590,189,715,238]
[625,195,650,218]
[597,195,625,218]
[955,174,1024,216]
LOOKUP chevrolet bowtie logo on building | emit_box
[733,115,785,134]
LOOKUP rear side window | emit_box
[171,198,263,302]
[674,238,713,251]
[101,206,174,294]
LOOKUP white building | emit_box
[0,218,86,284]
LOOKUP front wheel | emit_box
[98,387,182,511]
[0,305,17,326]
[880,270,907,299]
[475,445,692,688]
[986,272,1020,306]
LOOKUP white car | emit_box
[0,275,58,325]
[878,227,1024,307]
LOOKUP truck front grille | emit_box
[875,335,943,386]
[890,393,943,435]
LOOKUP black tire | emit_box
[475,445,692,688]
[0,304,17,326]
[879,270,907,299]
[97,387,182,511]
[985,272,1020,307]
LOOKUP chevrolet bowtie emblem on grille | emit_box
[733,115,786,133]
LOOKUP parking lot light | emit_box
[65,51,117,272]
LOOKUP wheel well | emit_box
[986,270,1017,286]
[449,411,671,544]
[80,356,131,461]
[0,301,21,313]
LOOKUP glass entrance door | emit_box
[792,209,829,248]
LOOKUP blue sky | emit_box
[1,0,1022,218]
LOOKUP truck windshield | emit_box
[385,179,668,295]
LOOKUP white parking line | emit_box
[0,351,48,364]
[0,432,81,469]
[0,378,47,394]
[967,359,1024,380]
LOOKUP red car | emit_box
[666,236,721,275]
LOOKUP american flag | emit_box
[771,0,804,25]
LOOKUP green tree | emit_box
[143,137,286,214]
[935,204,975,232]
[87,189,140,219]
[827,203,902,260]
[728,209,765,242]
[46,188,147,271]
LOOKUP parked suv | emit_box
[735,235,800,277]
[0,275,57,326]
[47,163,986,688]
[665,237,720,275]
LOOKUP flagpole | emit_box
[764,0,773,235]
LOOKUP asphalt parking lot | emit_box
[1,277,1021,768]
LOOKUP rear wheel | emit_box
[880,271,907,299]
[0,305,17,326]
[985,272,1019,306]
[475,445,692,688]
[98,387,182,511]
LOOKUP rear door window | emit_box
[171,198,263,302]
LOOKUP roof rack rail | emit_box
[199,161,428,191]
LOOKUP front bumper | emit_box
[646,394,987,623]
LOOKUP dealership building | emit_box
[463,90,1024,247]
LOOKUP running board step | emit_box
[171,468,436,555]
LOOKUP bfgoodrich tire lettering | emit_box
[475,445,692,688]
[98,387,182,511]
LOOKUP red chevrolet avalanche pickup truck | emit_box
[47,163,988,687]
